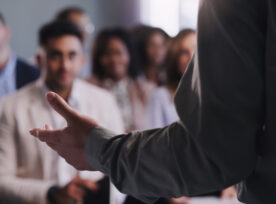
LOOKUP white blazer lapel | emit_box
[28,83,54,180]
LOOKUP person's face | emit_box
[146,32,168,67]
[68,12,93,42]
[0,21,10,51]
[100,37,130,81]
[178,33,196,75]
[42,35,85,91]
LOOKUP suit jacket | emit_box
[82,0,275,203]
[0,78,124,204]
[15,58,40,89]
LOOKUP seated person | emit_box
[146,29,197,129]
[134,26,169,86]
[0,12,40,101]
[0,20,125,204]
[88,28,153,131]
[55,6,94,78]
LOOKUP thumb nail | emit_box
[30,129,38,137]
[46,92,56,102]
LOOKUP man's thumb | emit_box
[46,92,77,123]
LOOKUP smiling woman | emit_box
[87,27,152,132]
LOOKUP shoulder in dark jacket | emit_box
[15,58,40,89]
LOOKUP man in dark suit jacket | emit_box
[0,12,40,100]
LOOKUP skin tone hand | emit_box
[220,186,237,200]
[169,196,191,204]
[30,92,98,170]
[169,186,237,203]
[55,176,99,204]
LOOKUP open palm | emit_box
[30,92,98,170]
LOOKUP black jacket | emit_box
[15,58,40,89]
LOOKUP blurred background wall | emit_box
[0,0,199,59]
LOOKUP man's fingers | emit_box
[30,128,61,144]
[47,142,58,151]
[69,185,85,201]
[46,92,77,123]
[77,179,99,191]
[45,124,53,130]
[220,186,237,199]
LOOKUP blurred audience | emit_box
[0,20,125,204]
[123,28,197,204]
[146,29,196,129]
[55,6,94,78]
[0,12,40,101]
[55,6,93,46]
[88,27,151,131]
[130,24,151,50]
[134,26,169,86]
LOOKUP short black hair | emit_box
[0,12,6,25]
[55,6,85,21]
[39,20,83,47]
[92,27,139,79]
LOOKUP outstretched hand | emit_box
[30,92,99,170]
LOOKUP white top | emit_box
[146,87,179,129]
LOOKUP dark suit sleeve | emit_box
[85,0,266,203]
[15,58,40,89]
